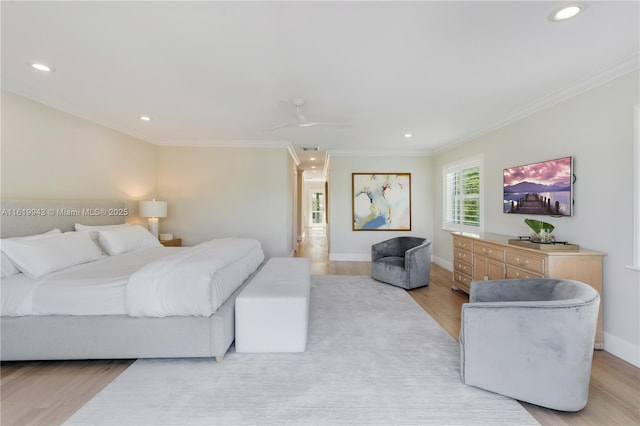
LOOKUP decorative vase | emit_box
[531,229,555,243]
[525,218,555,244]
[541,229,555,243]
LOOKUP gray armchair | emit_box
[460,278,600,411]
[371,236,431,289]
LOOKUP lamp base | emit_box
[148,217,159,239]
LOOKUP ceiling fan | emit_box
[264,98,352,131]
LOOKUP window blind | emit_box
[443,156,482,233]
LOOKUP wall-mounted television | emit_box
[503,156,574,216]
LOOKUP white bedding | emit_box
[127,238,264,317]
[1,238,264,317]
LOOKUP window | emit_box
[443,155,483,233]
[311,191,325,225]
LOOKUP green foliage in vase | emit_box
[524,218,555,233]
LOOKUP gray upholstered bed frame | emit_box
[0,199,257,362]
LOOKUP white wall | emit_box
[1,90,157,212]
[157,146,295,258]
[328,154,434,260]
[1,91,297,258]
[432,71,640,366]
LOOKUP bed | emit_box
[0,199,265,362]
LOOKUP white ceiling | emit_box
[2,1,638,178]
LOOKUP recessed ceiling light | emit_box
[549,5,583,22]
[31,63,51,72]
[139,116,152,121]
[311,166,316,169]
[404,133,413,138]
[310,157,316,161]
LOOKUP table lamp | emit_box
[139,199,167,239]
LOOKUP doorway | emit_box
[311,191,325,225]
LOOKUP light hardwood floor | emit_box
[1,228,639,425]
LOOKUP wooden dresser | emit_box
[451,232,605,349]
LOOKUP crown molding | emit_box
[287,143,301,166]
[434,53,640,155]
[323,151,331,177]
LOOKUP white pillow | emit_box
[1,228,62,278]
[1,251,20,278]
[98,225,161,256]
[74,223,131,253]
[1,232,103,279]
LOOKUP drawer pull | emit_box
[515,257,530,265]
[513,271,534,279]
[482,248,492,254]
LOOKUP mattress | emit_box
[1,242,264,317]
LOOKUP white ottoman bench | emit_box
[235,257,311,353]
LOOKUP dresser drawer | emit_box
[505,265,544,279]
[473,243,505,262]
[453,259,472,276]
[505,251,545,275]
[453,248,472,263]
[453,272,472,292]
[452,237,471,251]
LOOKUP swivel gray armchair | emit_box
[371,236,431,289]
[460,278,600,411]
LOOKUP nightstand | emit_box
[160,238,182,247]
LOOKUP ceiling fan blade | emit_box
[263,122,298,131]
[266,98,352,130]
[311,122,353,128]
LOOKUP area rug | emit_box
[65,275,538,425]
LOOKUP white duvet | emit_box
[126,238,264,317]
[1,238,264,318]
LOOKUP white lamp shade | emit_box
[139,200,167,218]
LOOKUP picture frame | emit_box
[352,173,411,231]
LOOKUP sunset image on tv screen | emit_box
[503,156,572,216]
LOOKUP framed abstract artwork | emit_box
[352,173,411,231]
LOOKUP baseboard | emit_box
[604,332,640,367]
[329,253,370,261]
[432,255,452,272]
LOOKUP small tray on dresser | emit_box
[508,239,579,251]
